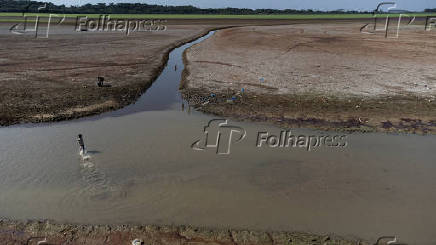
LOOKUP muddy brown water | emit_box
[1,31,436,245]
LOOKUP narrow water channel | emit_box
[1,31,436,245]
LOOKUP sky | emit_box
[43,0,435,11]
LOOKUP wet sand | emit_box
[182,23,436,133]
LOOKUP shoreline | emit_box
[0,219,364,245]
[180,87,436,134]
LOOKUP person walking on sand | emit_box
[77,134,86,154]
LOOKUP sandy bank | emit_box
[0,22,216,126]
[0,219,364,245]
[182,23,436,133]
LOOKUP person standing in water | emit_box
[77,134,86,154]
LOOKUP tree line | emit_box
[0,0,372,14]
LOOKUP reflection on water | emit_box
[0,31,436,245]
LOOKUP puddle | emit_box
[0,31,436,244]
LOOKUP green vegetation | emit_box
[0,0,434,20]
[1,13,436,20]
[1,0,368,15]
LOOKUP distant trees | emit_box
[0,0,374,14]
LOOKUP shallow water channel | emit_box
[1,31,436,244]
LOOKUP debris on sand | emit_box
[97,76,112,88]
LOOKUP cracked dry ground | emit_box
[182,22,436,133]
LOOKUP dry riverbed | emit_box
[0,18,349,126]
[182,23,436,133]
